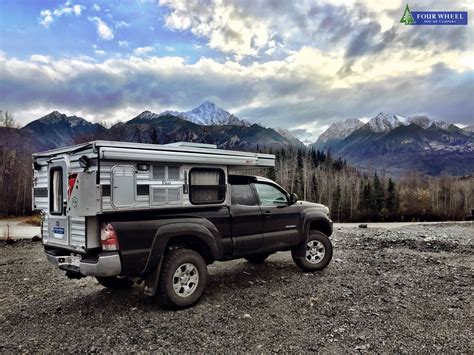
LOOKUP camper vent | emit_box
[151,187,182,206]
[168,188,180,202]
[152,188,166,205]
[152,165,181,181]
[153,166,165,180]
[168,166,180,180]
[137,185,150,196]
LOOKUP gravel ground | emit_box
[1,223,473,353]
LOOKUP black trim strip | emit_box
[34,187,48,198]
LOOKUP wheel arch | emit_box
[141,221,220,297]
[302,211,333,239]
[146,222,220,272]
[309,219,332,237]
[165,234,215,264]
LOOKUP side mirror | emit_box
[289,193,298,205]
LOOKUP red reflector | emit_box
[101,223,119,251]
[68,174,77,199]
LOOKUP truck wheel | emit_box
[156,248,207,309]
[96,276,133,290]
[291,230,332,272]
[245,253,271,264]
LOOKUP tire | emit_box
[96,276,133,290]
[245,253,271,264]
[155,248,207,309]
[291,230,333,272]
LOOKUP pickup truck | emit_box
[45,174,333,308]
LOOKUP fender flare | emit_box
[301,211,333,243]
[142,220,221,296]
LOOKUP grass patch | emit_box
[24,215,41,226]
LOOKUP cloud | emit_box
[1,50,472,138]
[89,16,114,40]
[115,20,130,29]
[118,40,129,48]
[39,10,54,28]
[133,46,155,56]
[160,0,270,58]
[39,2,84,28]
[92,4,100,12]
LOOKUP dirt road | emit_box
[0,219,40,240]
[1,223,472,352]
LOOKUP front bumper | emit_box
[45,251,122,277]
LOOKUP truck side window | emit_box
[189,168,226,204]
[231,184,257,206]
[50,167,63,215]
[254,183,288,206]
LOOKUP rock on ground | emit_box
[0,223,472,352]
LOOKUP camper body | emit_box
[33,141,332,308]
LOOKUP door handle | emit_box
[264,210,271,218]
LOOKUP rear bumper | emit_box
[45,251,122,277]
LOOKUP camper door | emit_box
[47,159,69,246]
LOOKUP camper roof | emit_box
[33,140,275,168]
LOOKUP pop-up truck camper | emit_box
[33,141,333,308]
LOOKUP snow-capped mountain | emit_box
[181,101,249,126]
[364,113,403,133]
[464,124,474,133]
[138,102,250,127]
[274,128,304,146]
[309,112,473,176]
[311,118,363,150]
[406,115,452,130]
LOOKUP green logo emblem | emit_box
[400,4,416,25]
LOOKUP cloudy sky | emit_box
[0,0,473,142]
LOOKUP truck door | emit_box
[47,159,69,246]
[253,182,300,249]
[229,183,265,256]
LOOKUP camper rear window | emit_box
[189,168,226,205]
[50,167,63,215]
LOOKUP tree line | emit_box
[0,114,472,220]
[257,148,473,222]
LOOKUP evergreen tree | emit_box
[385,178,399,217]
[372,173,385,220]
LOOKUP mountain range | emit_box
[311,113,474,176]
[0,102,472,176]
[0,103,303,153]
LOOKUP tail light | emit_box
[68,174,77,199]
[101,223,119,251]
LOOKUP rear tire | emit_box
[292,230,333,272]
[245,253,271,264]
[155,248,207,309]
[96,276,133,290]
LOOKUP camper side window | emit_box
[50,168,63,215]
[189,168,226,204]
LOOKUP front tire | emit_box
[156,248,207,309]
[96,276,133,290]
[292,230,333,272]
